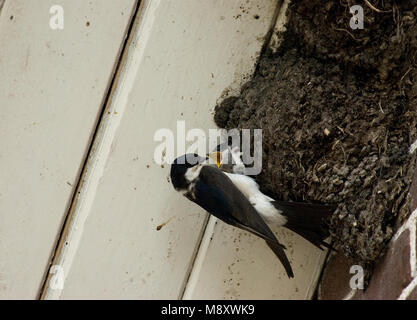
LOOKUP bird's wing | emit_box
[191,165,274,241]
[189,165,294,277]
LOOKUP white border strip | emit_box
[398,277,417,300]
[393,208,417,277]
[409,139,417,154]
[396,209,417,299]
[342,289,357,300]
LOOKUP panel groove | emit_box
[38,0,142,299]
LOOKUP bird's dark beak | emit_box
[208,152,222,168]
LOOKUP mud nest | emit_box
[214,0,417,268]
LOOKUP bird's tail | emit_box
[272,200,336,250]
[265,240,294,278]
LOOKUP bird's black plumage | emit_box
[170,156,294,278]
[272,200,336,251]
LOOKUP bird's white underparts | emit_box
[208,146,288,226]
[224,172,288,226]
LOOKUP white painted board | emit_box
[44,0,283,299]
[0,0,136,299]
[183,219,326,299]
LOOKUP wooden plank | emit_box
[0,0,137,299]
[43,0,280,299]
[183,219,326,299]
[182,0,327,299]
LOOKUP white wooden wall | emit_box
[0,0,325,300]
[0,0,137,299]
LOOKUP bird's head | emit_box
[170,153,208,191]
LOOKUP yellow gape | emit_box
[208,152,222,168]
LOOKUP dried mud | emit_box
[214,0,417,269]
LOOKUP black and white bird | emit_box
[170,152,335,278]
[213,145,335,250]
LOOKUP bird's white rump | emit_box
[224,172,287,226]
